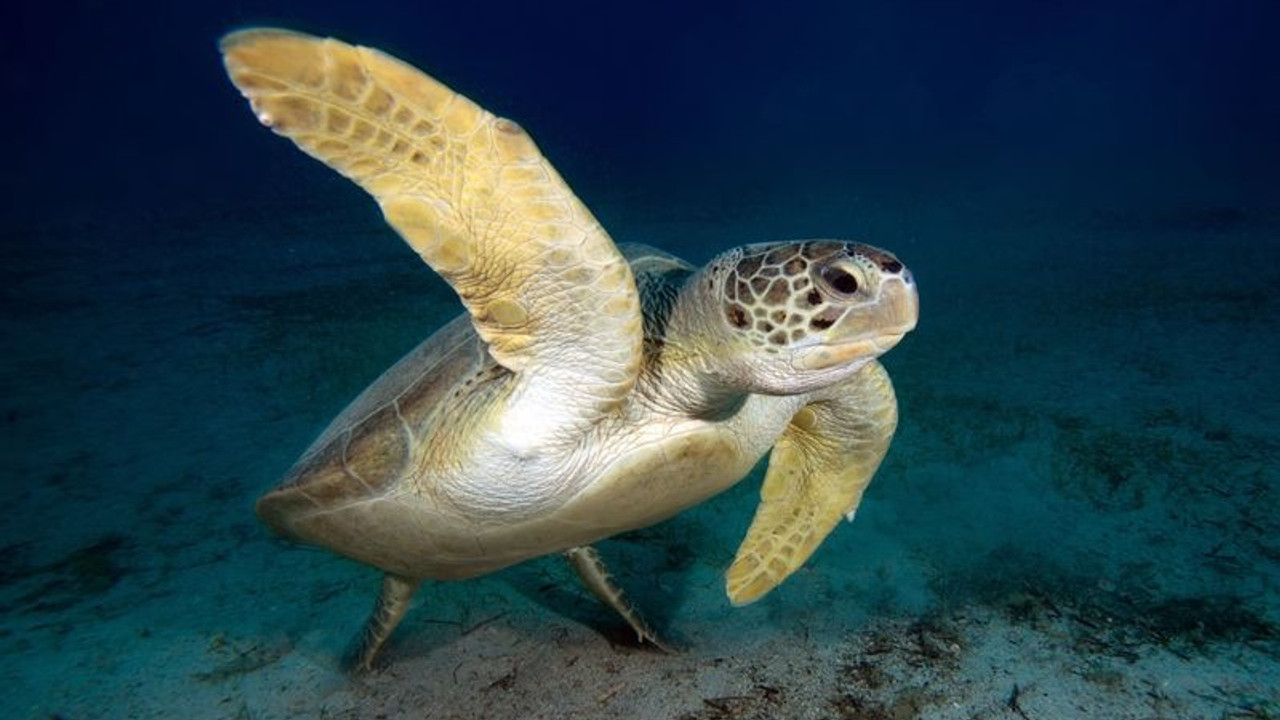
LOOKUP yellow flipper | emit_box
[220,29,642,423]
[726,360,898,605]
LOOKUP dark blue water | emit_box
[4,2,1278,718]
[10,1,1278,223]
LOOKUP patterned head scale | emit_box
[720,241,911,351]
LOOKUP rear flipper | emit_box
[565,545,670,651]
[344,573,421,673]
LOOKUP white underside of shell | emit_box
[439,379,598,522]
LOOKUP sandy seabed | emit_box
[1,196,1276,719]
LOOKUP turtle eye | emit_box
[819,265,859,296]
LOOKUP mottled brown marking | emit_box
[726,304,749,328]
[765,247,794,266]
[765,279,790,304]
[736,254,763,277]
[783,258,805,276]
[768,330,788,345]
[750,276,770,296]
[804,242,845,261]
[853,245,904,273]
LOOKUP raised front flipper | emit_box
[726,360,898,605]
[220,29,643,438]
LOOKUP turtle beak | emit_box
[837,261,916,334]
[871,270,918,337]
[791,267,917,372]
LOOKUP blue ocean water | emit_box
[3,1,1278,718]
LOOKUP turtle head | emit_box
[693,241,918,395]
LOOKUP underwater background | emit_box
[4,1,1278,718]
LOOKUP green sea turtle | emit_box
[221,28,918,672]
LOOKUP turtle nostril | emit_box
[820,265,859,295]
[901,269,914,285]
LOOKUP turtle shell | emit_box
[256,313,489,545]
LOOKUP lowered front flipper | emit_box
[726,360,898,605]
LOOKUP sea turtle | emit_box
[221,28,918,672]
